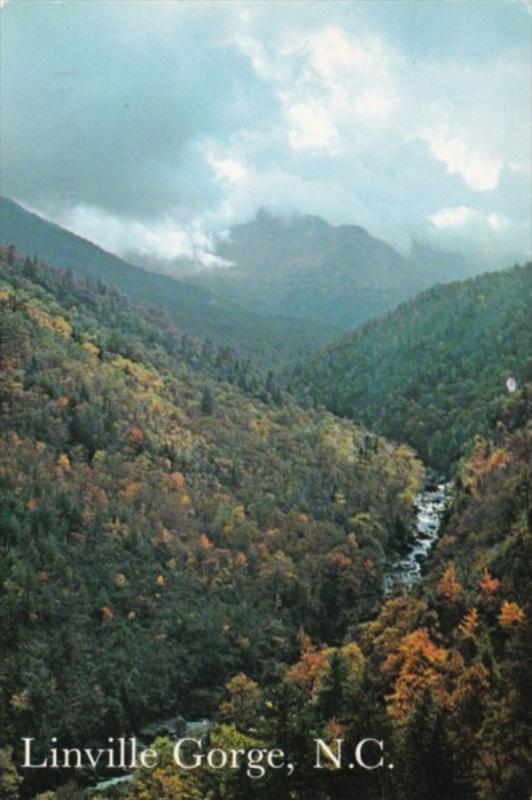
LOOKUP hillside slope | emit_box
[294,263,532,471]
[155,210,478,332]
[0,251,421,792]
[0,197,337,366]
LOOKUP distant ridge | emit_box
[160,209,480,332]
[0,196,338,365]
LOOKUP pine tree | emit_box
[201,385,214,414]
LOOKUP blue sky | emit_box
[1,0,530,265]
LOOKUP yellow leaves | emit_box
[100,606,114,622]
[50,315,72,340]
[462,441,512,497]
[10,690,32,712]
[56,453,71,472]
[220,673,262,727]
[152,527,176,547]
[26,498,38,512]
[437,564,462,604]
[127,611,136,621]
[26,302,71,339]
[178,493,191,507]
[122,481,142,500]
[249,416,270,440]
[459,608,480,638]
[112,355,163,390]
[320,424,357,465]
[82,341,100,358]
[155,574,166,588]
[333,489,346,505]
[115,573,127,588]
[498,600,526,629]
[339,641,365,683]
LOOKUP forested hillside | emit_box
[0,198,337,367]
[119,385,531,800]
[0,252,422,797]
[293,264,531,471]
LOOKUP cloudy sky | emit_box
[1,0,531,265]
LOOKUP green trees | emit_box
[200,385,214,415]
[0,251,422,798]
[294,263,532,471]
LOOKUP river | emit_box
[384,476,451,594]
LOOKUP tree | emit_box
[200,385,214,414]
[220,673,262,731]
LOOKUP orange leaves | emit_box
[327,550,352,569]
[286,642,332,692]
[498,600,526,629]
[199,534,213,551]
[129,426,144,444]
[437,564,462,604]
[56,453,71,472]
[479,570,500,595]
[384,628,449,722]
[122,481,142,500]
[100,606,114,622]
[459,608,480,638]
[169,471,185,489]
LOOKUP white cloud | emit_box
[430,206,509,233]
[424,130,502,191]
[206,154,248,184]
[307,26,391,83]
[430,206,476,228]
[62,205,230,267]
[287,101,340,152]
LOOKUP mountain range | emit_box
[0,197,337,367]
[136,209,480,331]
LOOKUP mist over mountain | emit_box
[0,196,338,366]
[131,210,485,332]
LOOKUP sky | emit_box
[1,0,531,266]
